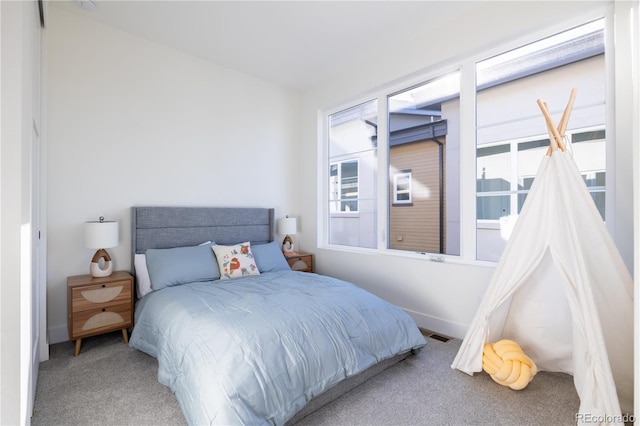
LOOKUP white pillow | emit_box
[134,241,212,298]
[211,242,260,279]
[134,253,152,299]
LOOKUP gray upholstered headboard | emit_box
[131,206,274,259]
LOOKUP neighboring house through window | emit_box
[387,74,459,254]
[328,101,377,249]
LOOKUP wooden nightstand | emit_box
[284,252,313,273]
[67,270,134,356]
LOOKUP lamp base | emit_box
[282,235,294,253]
[90,248,113,277]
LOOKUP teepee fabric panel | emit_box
[451,150,633,421]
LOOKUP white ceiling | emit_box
[51,1,479,91]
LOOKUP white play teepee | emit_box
[451,89,633,423]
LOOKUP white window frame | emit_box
[319,10,615,266]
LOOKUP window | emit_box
[330,160,359,212]
[393,171,412,205]
[323,19,607,262]
[477,129,605,219]
[328,100,377,249]
[477,144,511,220]
[388,72,460,254]
[476,19,605,261]
[571,129,606,219]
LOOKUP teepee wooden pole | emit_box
[536,99,563,153]
[544,101,565,153]
[557,88,577,135]
[537,89,576,155]
[544,111,558,155]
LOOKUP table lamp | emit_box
[84,216,119,277]
[278,216,297,253]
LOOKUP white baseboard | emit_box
[402,308,469,340]
[48,324,68,345]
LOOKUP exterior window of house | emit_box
[477,129,605,221]
[388,72,461,254]
[476,19,605,261]
[393,171,412,205]
[328,100,377,248]
[571,129,606,219]
[477,144,511,220]
[330,160,359,212]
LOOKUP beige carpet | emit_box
[32,331,580,425]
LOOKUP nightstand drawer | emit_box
[71,279,132,313]
[71,303,132,338]
[285,253,313,272]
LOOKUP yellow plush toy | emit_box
[482,339,538,390]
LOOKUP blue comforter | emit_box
[129,270,426,425]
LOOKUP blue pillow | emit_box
[146,244,220,291]
[251,241,291,273]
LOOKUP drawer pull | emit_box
[102,308,106,312]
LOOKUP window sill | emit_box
[318,243,498,268]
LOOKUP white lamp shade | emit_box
[278,217,297,236]
[84,220,119,249]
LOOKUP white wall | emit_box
[300,1,635,339]
[44,0,637,346]
[1,4,25,423]
[632,0,640,416]
[1,1,41,423]
[45,7,301,343]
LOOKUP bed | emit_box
[128,206,426,425]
